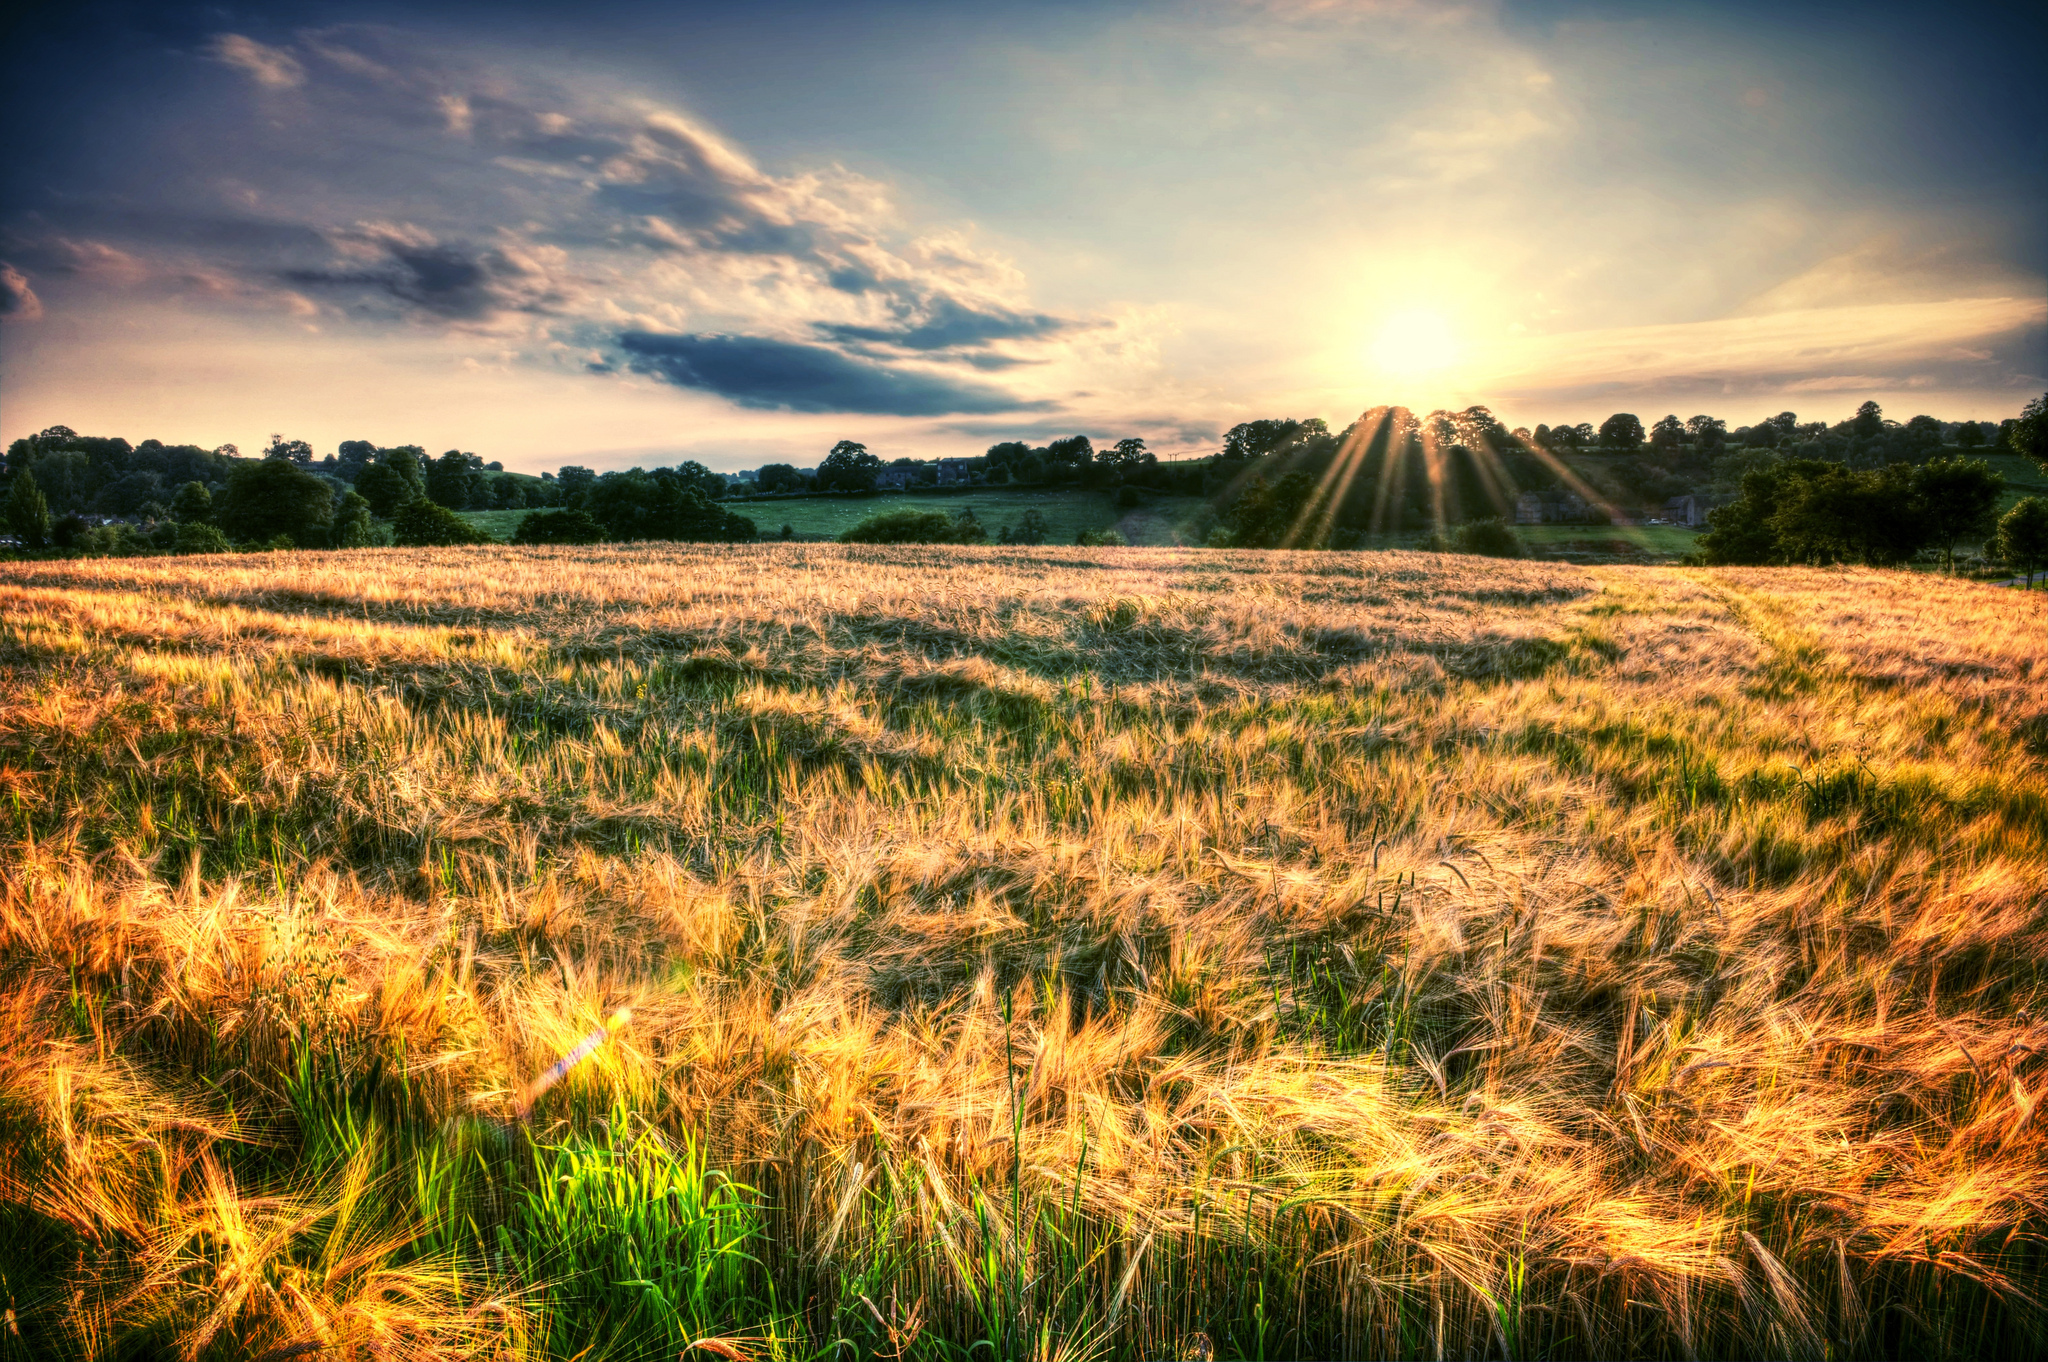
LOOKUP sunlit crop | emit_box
[2,544,2044,1359]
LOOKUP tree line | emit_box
[6,392,2045,570]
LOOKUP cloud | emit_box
[208,34,306,90]
[0,263,41,320]
[7,27,1096,403]
[818,295,1079,351]
[617,331,1052,415]
[283,223,568,323]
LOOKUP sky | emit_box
[1,0,2042,473]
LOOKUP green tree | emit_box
[2010,392,2048,474]
[1598,413,1645,448]
[427,449,485,509]
[1649,414,1685,448]
[263,433,315,465]
[1686,415,1728,448]
[335,439,378,481]
[754,463,803,494]
[1911,455,2004,571]
[391,498,492,546]
[1954,421,1986,449]
[330,490,377,548]
[512,509,606,545]
[214,459,334,547]
[1698,459,1835,564]
[171,480,212,523]
[353,462,410,517]
[1901,414,1945,455]
[583,468,757,542]
[1103,437,1155,475]
[1770,463,1928,566]
[1996,497,2048,587]
[1852,401,1884,439]
[6,468,52,550]
[815,440,882,493]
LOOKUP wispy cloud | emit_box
[208,34,306,90]
[0,262,40,320]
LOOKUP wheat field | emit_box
[1,544,2044,1360]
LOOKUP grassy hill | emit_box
[3,546,2044,1359]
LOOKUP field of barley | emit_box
[2,544,2045,1361]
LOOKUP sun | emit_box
[1369,307,1461,380]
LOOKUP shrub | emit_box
[1115,484,1144,509]
[391,498,492,547]
[512,509,607,545]
[1075,527,1125,546]
[839,509,987,544]
[1453,517,1524,558]
[174,523,232,555]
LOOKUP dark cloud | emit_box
[0,262,41,320]
[617,331,1052,415]
[284,231,562,322]
[817,294,1077,351]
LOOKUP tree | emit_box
[1996,497,2048,587]
[512,509,606,545]
[1852,401,1884,439]
[2010,392,2048,474]
[330,490,377,548]
[335,440,377,481]
[1598,413,1645,448]
[1769,462,1929,566]
[1036,436,1093,475]
[263,433,315,465]
[583,468,758,541]
[754,464,804,494]
[5,468,51,549]
[666,460,727,501]
[1649,415,1686,449]
[815,440,883,493]
[1103,437,1154,472]
[1954,421,1986,449]
[1222,419,1325,461]
[556,465,598,502]
[1699,458,1839,565]
[354,462,411,517]
[171,480,213,523]
[1686,415,1728,448]
[427,449,485,509]
[1911,455,2004,571]
[214,458,334,546]
[391,498,492,546]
